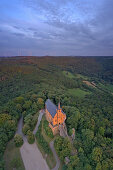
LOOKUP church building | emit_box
[45,99,66,135]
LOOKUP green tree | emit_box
[101,160,109,170]
[96,162,102,170]
[27,130,35,144]
[24,114,33,125]
[31,94,37,102]
[37,98,44,109]
[82,129,94,153]
[22,110,27,117]
[92,147,102,163]
[14,96,24,104]
[99,127,105,136]
[68,155,79,169]
[84,164,92,170]
[23,100,32,110]
[0,114,11,127]
[14,134,23,147]
[54,137,71,161]
[22,124,30,135]
[16,104,22,112]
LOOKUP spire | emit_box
[58,101,61,110]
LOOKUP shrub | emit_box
[14,134,23,147]
[22,124,30,135]
[30,114,38,131]
[27,130,35,144]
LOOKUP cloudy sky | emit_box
[0,0,113,56]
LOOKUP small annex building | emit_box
[45,99,66,135]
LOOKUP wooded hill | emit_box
[0,56,113,170]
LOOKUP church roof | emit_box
[45,99,66,118]
[45,99,57,118]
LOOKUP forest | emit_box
[0,56,113,170]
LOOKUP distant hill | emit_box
[0,56,113,82]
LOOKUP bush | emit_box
[23,113,38,131]
[27,130,35,144]
[22,124,30,135]
[30,114,38,131]
[14,134,23,147]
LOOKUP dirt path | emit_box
[16,115,26,141]
[17,111,49,170]
[33,110,44,135]
[50,141,60,170]
[83,80,96,88]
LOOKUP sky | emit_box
[0,0,113,56]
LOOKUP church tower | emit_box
[58,102,61,110]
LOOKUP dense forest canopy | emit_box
[0,56,113,170]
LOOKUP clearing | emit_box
[62,71,75,79]
[75,74,88,80]
[68,88,91,98]
[63,71,88,80]
[83,80,96,88]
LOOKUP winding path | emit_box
[16,110,49,170]
[33,110,44,134]
[50,140,60,170]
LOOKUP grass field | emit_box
[62,71,75,79]
[63,71,88,80]
[4,139,25,170]
[75,73,88,80]
[68,88,91,98]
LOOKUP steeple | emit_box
[58,101,61,110]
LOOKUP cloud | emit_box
[0,0,113,56]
